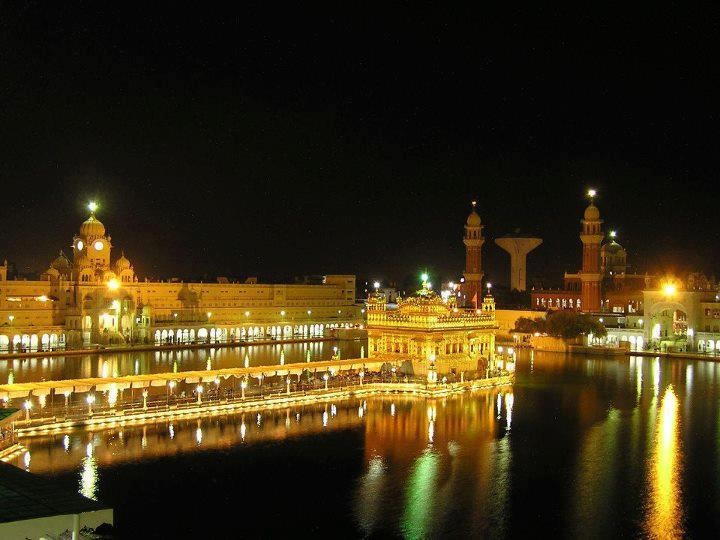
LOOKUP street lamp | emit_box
[373,281,380,291]
[240,377,247,399]
[323,372,329,390]
[196,384,203,404]
[86,394,95,415]
[24,399,32,421]
[359,370,364,385]
[286,376,291,395]
[142,389,148,410]
[8,315,14,324]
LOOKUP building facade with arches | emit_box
[0,209,362,353]
[642,278,720,353]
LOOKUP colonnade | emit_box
[0,333,66,354]
[153,322,355,345]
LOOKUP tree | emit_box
[545,311,607,340]
[513,316,547,334]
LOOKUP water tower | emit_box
[495,232,543,292]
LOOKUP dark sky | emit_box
[1,4,719,287]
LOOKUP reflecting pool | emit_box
[11,351,720,538]
[0,338,364,384]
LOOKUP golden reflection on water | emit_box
[80,442,99,500]
[645,384,683,538]
[16,387,510,536]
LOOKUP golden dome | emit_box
[466,207,482,227]
[79,215,106,237]
[114,253,132,271]
[601,240,624,254]
[583,203,600,221]
[50,251,71,270]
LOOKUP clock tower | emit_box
[72,202,113,282]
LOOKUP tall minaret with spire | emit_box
[463,201,484,308]
[580,189,603,312]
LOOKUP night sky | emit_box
[2,4,719,287]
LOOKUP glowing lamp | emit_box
[662,283,677,296]
[588,189,597,198]
[88,201,98,213]
[106,278,120,291]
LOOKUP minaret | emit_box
[463,201,484,308]
[579,190,603,312]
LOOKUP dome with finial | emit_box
[80,215,106,238]
[466,201,482,227]
[114,252,132,272]
[50,250,71,270]
[583,203,600,221]
[602,239,624,254]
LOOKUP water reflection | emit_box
[402,448,440,539]
[645,384,682,538]
[0,339,363,384]
[80,442,98,500]
[356,456,386,535]
[13,350,720,537]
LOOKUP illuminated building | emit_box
[0,204,361,352]
[531,192,656,315]
[643,275,720,352]
[462,201,484,308]
[366,279,498,376]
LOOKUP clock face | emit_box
[94,240,104,251]
[76,240,84,251]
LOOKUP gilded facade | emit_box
[366,283,498,377]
